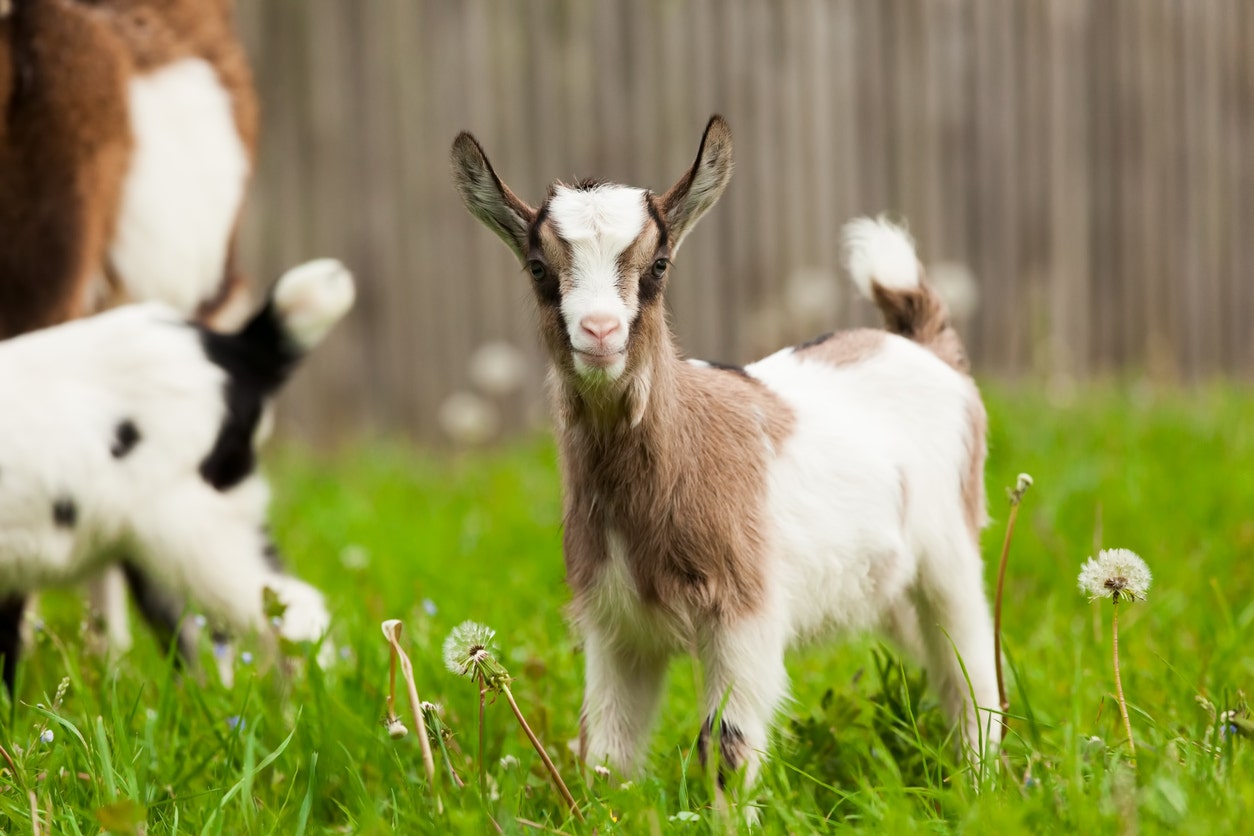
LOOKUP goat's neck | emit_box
[553,338,685,460]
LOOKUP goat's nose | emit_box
[579,314,621,342]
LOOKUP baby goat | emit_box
[0,259,354,692]
[452,116,998,790]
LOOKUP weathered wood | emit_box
[229,0,1254,443]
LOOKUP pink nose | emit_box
[579,314,621,343]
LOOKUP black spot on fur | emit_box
[199,297,303,491]
[698,717,747,789]
[110,419,141,458]
[262,535,284,570]
[52,497,76,528]
[0,594,26,694]
[793,331,835,352]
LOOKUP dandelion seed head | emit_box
[386,716,408,739]
[499,754,519,770]
[1078,548,1152,603]
[442,620,498,678]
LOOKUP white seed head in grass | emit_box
[1078,548,1152,603]
[385,716,409,739]
[443,621,502,680]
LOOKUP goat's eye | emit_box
[527,260,547,281]
[650,258,669,278]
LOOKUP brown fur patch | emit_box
[870,276,969,372]
[559,306,794,628]
[792,328,886,368]
[0,0,256,337]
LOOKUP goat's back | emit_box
[746,332,985,641]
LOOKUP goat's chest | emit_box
[581,528,690,655]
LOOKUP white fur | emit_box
[842,217,921,296]
[272,258,356,350]
[548,185,650,379]
[750,338,996,749]
[578,530,680,773]
[0,261,352,666]
[109,58,250,314]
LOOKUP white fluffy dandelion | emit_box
[1079,547,1152,764]
[443,621,500,679]
[1078,548,1152,603]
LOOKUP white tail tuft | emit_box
[841,217,920,298]
[272,259,356,350]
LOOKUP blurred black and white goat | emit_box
[2,0,263,662]
[0,259,353,691]
[452,116,997,791]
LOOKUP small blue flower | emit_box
[39,729,53,744]
[226,716,245,730]
[339,646,352,660]
[212,641,229,660]
[240,651,254,665]
[193,614,208,629]
[422,598,437,616]
[270,616,283,628]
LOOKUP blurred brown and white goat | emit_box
[0,259,353,692]
[2,0,260,657]
[0,0,257,331]
[452,116,998,790]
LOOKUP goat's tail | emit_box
[841,217,968,373]
[209,259,355,397]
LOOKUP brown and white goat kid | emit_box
[0,259,353,692]
[451,116,999,789]
[0,0,257,333]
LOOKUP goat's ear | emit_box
[659,115,733,250]
[451,132,536,260]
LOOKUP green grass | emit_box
[2,384,1253,833]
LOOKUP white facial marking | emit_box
[547,185,650,380]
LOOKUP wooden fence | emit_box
[231,0,1254,443]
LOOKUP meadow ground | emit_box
[0,384,1252,834]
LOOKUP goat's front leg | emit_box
[696,614,789,794]
[578,628,669,778]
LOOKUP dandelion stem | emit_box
[994,476,1031,740]
[478,673,488,796]
[381,621,437,787]
[1111,598,1136,765]
[500,682,584,822]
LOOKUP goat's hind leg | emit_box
[915,537,1001,759]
